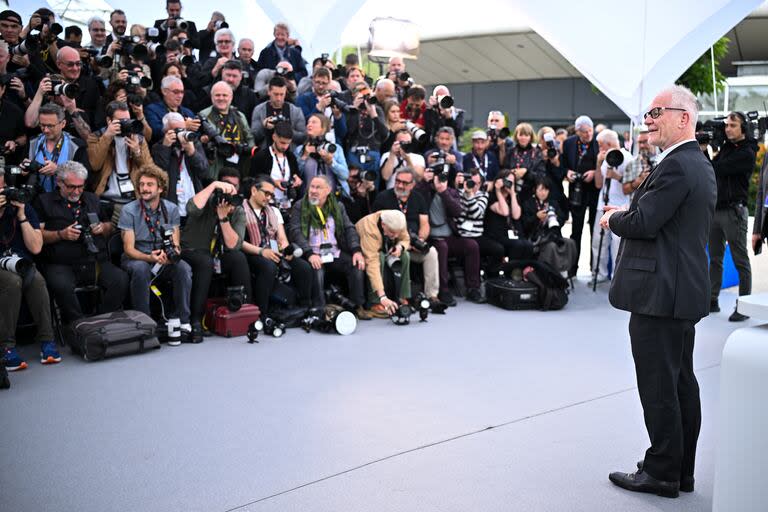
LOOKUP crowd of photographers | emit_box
[1,4,765,377]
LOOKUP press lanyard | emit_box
[66,200,83,222]
[140,200,168,249]
[272,147,287,179]
[316,206,328,239]
[473,153,488,172]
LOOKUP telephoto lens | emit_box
[605,148,624,168]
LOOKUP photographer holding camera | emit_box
[254,60,298,103]
[0,70,28,165]
[529,126,566,206]
[562,115,599,273]
[504,123,540,202]
[198,80,255,179]
[345,82,388,186]
[250,121,301,211]
[380,129,426,189]
[463,130,500,182]
[200,28,236,84]
[296,113,350,196]
[0,10,27,73]
[88,101,153,206]
[708,111,757,321]
[1,165,63,371]
[425,127,463,184]
[35,161,128,323]
[486,111,514,166]
[386,56,413,102]
[297,67,347,145]
[400,85,426,129]
[181,169,251,339]
[483,170,535,263]
[241,175,312,315]
[622,126,656,198]
[421,166,482,306]
[146,75,198,143]
[373,167,441,306]
[118,164,193,343]
[24,46,103,136]
[591,129,632,284]
[24,103,89,195]
[256,23,308,83]
[251,76,306,148]
[355,210,411,317]
[342,165,377,223]
[236,38,257,89]
[288,175,371,319]
[153,0,198,47]
[198,12,228,62]
[424,85,464,146]
[151,112,208,222]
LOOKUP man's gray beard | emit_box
[308,197,320,206]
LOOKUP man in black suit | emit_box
[562,115,599,273]
[153,0,198,48]
[601,85,717,499]
[250,121,301,210]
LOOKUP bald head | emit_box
[57,46,82,80]
[211,81,233,111]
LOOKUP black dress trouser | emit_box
[629,313,701,483]
[181,249,252,323]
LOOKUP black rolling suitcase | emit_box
[65,310,160,361]
[485,278,539,310]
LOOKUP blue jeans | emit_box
[121,256,192,323]
[346,149,382,188]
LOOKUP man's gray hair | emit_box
[57,161,88,181]
[87,16,105,29]
[380,209,407,232]
[161,75,183,90]
[310,174,331,188]
[238,38,253,47]
[375,78,394,91]
[162,112,185,132]
[436,126,455,138]
[574,115,594,130]
[39,102,65,122]
[214,28,234,44]
[395,167,416,182]
[596,129,619,146]
[660,84,699,126]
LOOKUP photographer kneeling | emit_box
[180,170,251,339]
[0,167,61,371]
[241,176,312,316]
[522,176,575,275]
[118,164,193,344]
[356,209,411,317]
[35,161,128,324]
[372,167,441,306]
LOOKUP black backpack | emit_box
[499,260,569,311]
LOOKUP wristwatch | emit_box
[219,217,230,223]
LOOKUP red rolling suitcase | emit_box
[212,304,261,338]
[202,298,226,331]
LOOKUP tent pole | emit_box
[710,45,718,113]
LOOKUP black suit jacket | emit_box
[153,19,199,48]
[608,141,716,320]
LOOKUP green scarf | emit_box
[300,194,345,241]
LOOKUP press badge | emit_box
[269,239,279,252]
[212,257,222,274]
[507,229,518,240]
[226,153,240,165]
[118,179,135,195]
[320,243,334,263]
[460,220,474,232]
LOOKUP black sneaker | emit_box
[438,291,457,307]
[709,300,720,313]
[183,322,204,343]
[466,288,487,304]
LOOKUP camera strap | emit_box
[66,199,83,223]
[140,200,168,249]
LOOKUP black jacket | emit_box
[711,138,757,206]
[150,141,209,204]
[608,141,717,320]
[153,18,199,47]
[249,147,300,179]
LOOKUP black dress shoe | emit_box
[466,288,487,304]
[609,469,679,498]
[728,310,749,322]
[637,461,694,492]
[710,300,720,313]
[438,291,457,307]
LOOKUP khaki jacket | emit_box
[87,132,153,196]
[355,211,410,294]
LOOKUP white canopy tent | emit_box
[9,0,763,121]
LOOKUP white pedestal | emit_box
[713,323,768,512]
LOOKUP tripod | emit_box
[592,177,612,292]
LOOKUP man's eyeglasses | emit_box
[217,40,233,45]
[39,122,61,130]
[62,182,85,190]
[259,189,274,199]
[394,179,413,186]
[61,60,83,68]
[643,107,687,120]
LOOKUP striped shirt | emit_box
[457,190,488,238]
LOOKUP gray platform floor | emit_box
[0,283,753,512]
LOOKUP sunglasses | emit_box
[394,179,413,186]
[61,60,83,68]
[259,189,274,198]
[643,107,686,120]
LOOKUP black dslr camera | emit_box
[328,91,352,113]
[570,173,584,208]
[308,137,336,158]
[119,119,144,137]
[161,228,180,263]
[409,232,430,254]
[210,188,244,207]
[0,185,34,204]
[49,80,79,99]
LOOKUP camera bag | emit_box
[65,310,160,361]
[212,304,261,338]
[485,278,539,310]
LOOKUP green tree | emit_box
[676,37,730,96]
